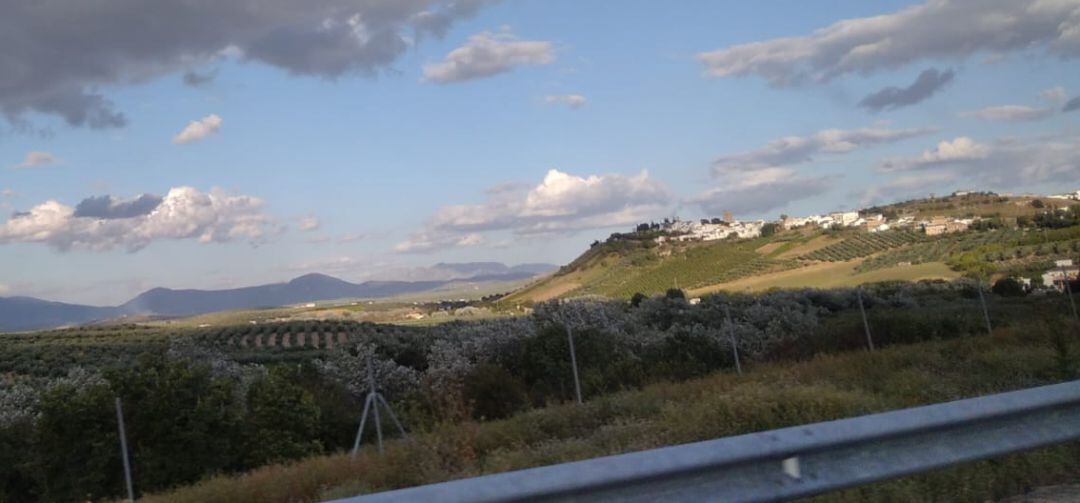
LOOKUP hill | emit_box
[504,193,1080,304]
[1,264,555,332]
[0,296,123,332]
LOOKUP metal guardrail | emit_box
[334,380,1080,503]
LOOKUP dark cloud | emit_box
[182,69,218,87]
[1065,96,1080,112]
[73,194,163,219]
[11,211,30,219]
[0,1,495,130]
[858,68,954,112]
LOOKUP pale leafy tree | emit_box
[316,342,420,401]
[0,367,106,427]
[426,318,534,397]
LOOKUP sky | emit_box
[1,0,1079,305]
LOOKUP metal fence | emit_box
[334,379,1080,503]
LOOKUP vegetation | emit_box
[3,280,1078,501]
[142,320,1079,503]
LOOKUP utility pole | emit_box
[724,305,742,375]
[566,323,583,404]
[977,279,993,337]
[115,398,134,503]
[857,288,875,352]
[351,357,407,457]
[1061,265,1078,323]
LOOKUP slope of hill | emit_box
[504,195,1080,304]
[0,296,122,332]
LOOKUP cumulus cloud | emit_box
[877,133,1080,189]
[172,114,222,144]
[858,68,954,112]
[545,94,587,109]
[298,216,321,232]
[13,151,59,169]
[690,168,835,216]
[712,126,934,175]
[0,1,495,130]
[423,29,555,84]
[880,137,989,170]
[396,169,671,252]
[73,194,163,219]
[697,0,1080,86]
[0,187,277,252]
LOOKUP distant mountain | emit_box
[0,296,122,332]
[368,262,558,282]
[119,273,449,317]
[1,266,556,332]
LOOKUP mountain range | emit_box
[0,263,556,332]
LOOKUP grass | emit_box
[140,325,1079,503]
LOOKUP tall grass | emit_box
[141,325,1079,503]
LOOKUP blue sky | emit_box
[1,0,1079,304]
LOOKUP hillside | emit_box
[503,194,1080,304]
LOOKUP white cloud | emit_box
[545,94,587,109]
[877,132,1080,188]
[961,105,1054,122]
[396,169,671,253]
[697,0,1080,86]
[423,29,555,84]
[0,186,277,251]
[880,137,989,170]
[13,151,59,169]
[298,215,321,232]
[172,114,222,144]
[712,126,934,174]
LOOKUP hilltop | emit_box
[503,191,1080,304]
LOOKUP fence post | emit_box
[977,279,993,337]
[566,324,583,404]
[723,305,742,375]
[115,398,134,503]
[856,288,875,352]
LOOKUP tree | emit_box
[243,366,323,466]
[630,292,648,308]
[1031,199,1045,208]
[991,277,1026,297]
[665,288,686,300]
[760,222,779,237]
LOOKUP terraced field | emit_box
[799,230,924,262]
